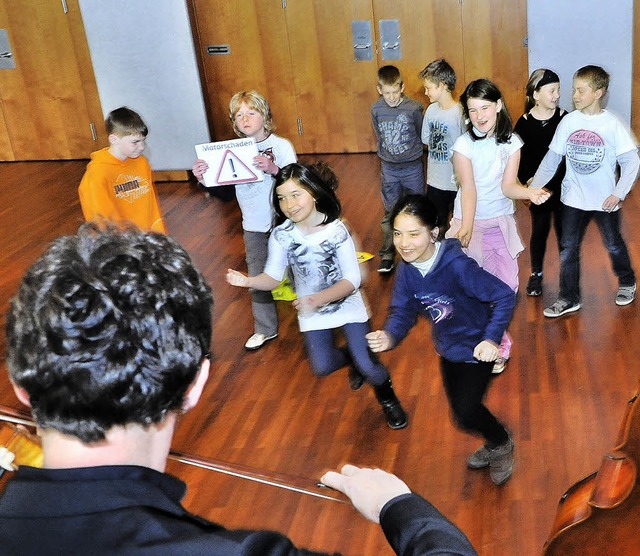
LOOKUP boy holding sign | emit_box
[193,91,296,350]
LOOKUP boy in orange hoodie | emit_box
[78,107,166,233]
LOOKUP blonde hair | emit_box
[229,91,274,137]
[574,65,609,94]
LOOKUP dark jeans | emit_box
[559,205,635,304]
[303,321,389,386]
[426,185,457,238]
[529,192,562,274]
[440,357,509,446]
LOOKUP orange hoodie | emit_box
[78,147,166,233]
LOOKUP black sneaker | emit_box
[526,273,542,296]
[378,259,395,273]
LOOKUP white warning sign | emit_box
[194,138,264,187]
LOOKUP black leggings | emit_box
[440,357,509,446]
[529,195,562,274]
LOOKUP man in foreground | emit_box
[0,223,476,555]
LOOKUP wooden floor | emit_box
[1,155,639,555]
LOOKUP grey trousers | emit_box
[243,230,278,336]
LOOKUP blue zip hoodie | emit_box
[384,239,516,363]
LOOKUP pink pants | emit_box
[479,226,518,359]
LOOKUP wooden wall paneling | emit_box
[190,0,301,150]
[284,1,378,153]
[65,0,106,149]
[460,0,529,120]
[0,102,14,161]
[371,0,465,103]
[0,0,102,160]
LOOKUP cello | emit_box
[542,389,640,554]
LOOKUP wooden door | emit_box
[284,1,378,153]
[461,0,529,120]
[190,0,301,150]
[0,0,104,160]
[371,0,465,103]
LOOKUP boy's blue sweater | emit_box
[384,239,516,363]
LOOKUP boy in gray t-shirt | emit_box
[371,65,425,273]
[419,59,464,235]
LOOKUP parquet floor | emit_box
[0,154,638,555]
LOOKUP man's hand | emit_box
[320,464,411,523]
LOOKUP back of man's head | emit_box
[5,224,212,443]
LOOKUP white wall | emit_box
[527,0,634,125]
[78,0,210,170]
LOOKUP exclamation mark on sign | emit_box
[229,159,237,178]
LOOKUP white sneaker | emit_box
[244,333,277,351]
[616,283,636,306]
[492,357,507,374]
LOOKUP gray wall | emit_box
[78,0,210,170]
[528,0,633,124]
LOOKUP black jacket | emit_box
[0,465,477,555]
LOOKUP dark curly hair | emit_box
[5,223,212,443]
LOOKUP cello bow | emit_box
[0,404,346,503]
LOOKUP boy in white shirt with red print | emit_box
[530,65,640,317]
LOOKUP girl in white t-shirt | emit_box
[226,162,408,429]
[447,79,550,372]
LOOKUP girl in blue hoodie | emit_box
[366,194,516,485]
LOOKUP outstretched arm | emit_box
[226,269,281,291]
[500,150,550,205]
[529,150,562,189]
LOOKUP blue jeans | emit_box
[379,158,425,259]
[302,321,389,386]
[559,205,635,304]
